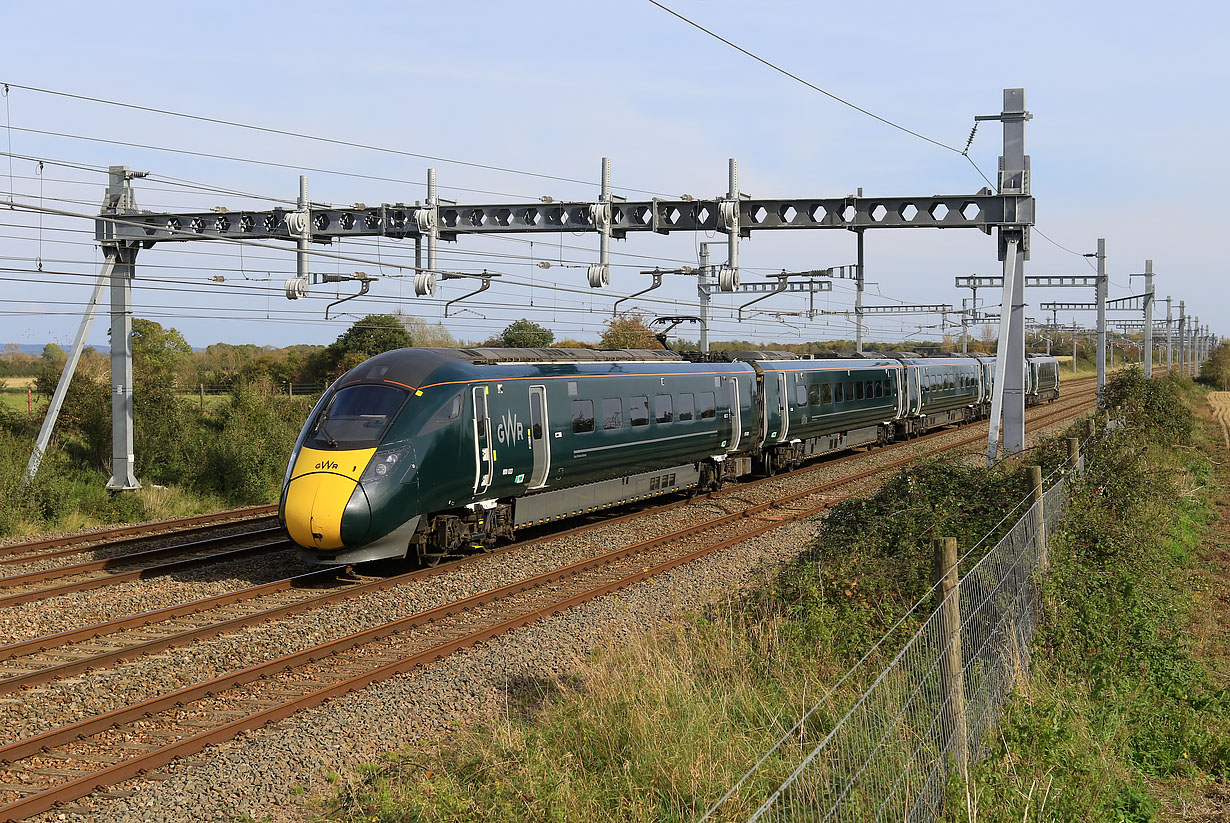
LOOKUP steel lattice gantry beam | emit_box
[100,192,1026,246]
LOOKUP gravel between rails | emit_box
[25,401,1093,823]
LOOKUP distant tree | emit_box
[41,343,66,364]
[600,312,663,350]
[501,319,554,348]
[131,318,192,389]
[397,313,459,347]
[304,314,413,382]
[551,338,594,349]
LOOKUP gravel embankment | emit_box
[27,401,1092,822]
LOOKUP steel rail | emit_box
[0,393,1101,820]
[0,505,278,558]
[0,541,289,611]
[0,528,284,587]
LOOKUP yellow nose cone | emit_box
[283,447,375,550]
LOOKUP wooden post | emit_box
[27,387,32,416]
[199,383,205,413]
[1087,417,1096,439]
[1067,437,1080,471]
[1027,465,1046,567]
[933,536,968,782]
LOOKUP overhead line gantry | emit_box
[30,88,1037,487]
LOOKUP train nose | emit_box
[282,447,375,550]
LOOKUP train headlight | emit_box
[360,446,411,485]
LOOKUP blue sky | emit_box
[1,1,1225,349]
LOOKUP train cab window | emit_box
[797,384,808,407]
[630,396,650,427]
[822,384,833,404]
[678,393,695,422]
[698,391,717,419]
[571,400,595,433]
[808,384,820,406]
[602,398,623,430]
[655,394,673,423]
[307,384,407,449]
[855,382,864,400]
[835,383,844,403]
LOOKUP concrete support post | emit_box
[1072,320,1078,375]
[295,176,309,286]
[1178,301,1187,376]
[106,244,140,491]
[1143,260,1154,379]
[855,228,865,354]
[698,244,712,353]
[933,536,968,782]
[1095,238,1107,402]
[999,88,1030,458]
[1166,296,1173,373]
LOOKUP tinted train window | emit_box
[655,394,673,423]
[308,384,406,448]
[855,382,864,400]
[630,396,650,427]
[419,390,464,435]
[835,383,844,403]
[571,400,594,433]
[678,393,695,421]
[822,384,833,404]
[797,384,807,406]
[808,384,820,406]
[698,392,716,419]
[602,398,623,430]
[874,380,883,398]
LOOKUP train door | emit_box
[526,385,550,489]
[762,371,787,443]
[722,376,742,452]
[471,386,493,495]
[775,372,789,443]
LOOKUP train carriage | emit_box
[280,345,1057,567]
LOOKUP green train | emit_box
[280,348,1059,566]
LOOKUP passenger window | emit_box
[602,398,623,430]
[797,384,807,406]
[808,384,820,406]
[630,396,649,427]
[835,383,844,403]
[655,393,673,423]
[677,393,695,422]
[855,382,864,400]
[571,400,594,433]
[874,380,883,398]
[699,392,716,419]
[822,384,833,404]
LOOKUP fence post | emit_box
[199,383,205,413]
[1087,417,1096,439]
[1028,465,1046,567]
[1067,437,1080,473]
[933,536,968,782]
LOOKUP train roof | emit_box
[415,347,686,365]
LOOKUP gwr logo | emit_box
[315,460,340,471]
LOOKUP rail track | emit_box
[0,506,277,559]
[0,385,1100,819]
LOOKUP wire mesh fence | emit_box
[725,470,1075,823]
